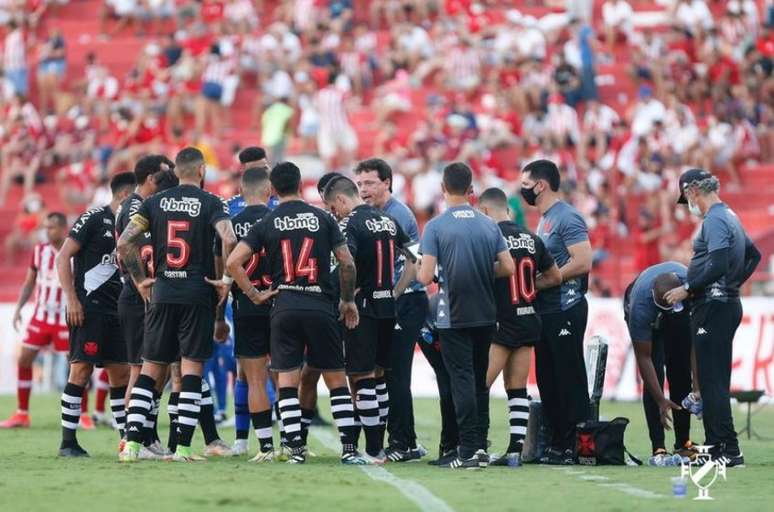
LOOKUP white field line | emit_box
[310,427,455,512]
[552,467,666,499]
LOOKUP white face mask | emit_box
[688,200,702,218]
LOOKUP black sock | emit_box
[251,409,274,453]
[274,400,288,446]
[300,408,314,445]
[277,387,303,448]
[330,387,358,453]
[167,392,179,452]
[177,375,201,448]
[199,378,220,445]
[60,383,84,448]
[126,375,155,444]
[506,388,529,454]
[355,378,382,456]
[109,385,127,439]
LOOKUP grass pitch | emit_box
[0,394,772,512]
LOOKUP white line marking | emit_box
[579,475,610,481]
[598,483,664,499]
[310,427,455,512]
[552,465,664,499]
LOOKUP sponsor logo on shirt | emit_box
[164,270,188,278]
[451,210,475,219]
[160,197,202,217]
[101,253,117,265]
[365,216,397,236]
[559,328,571,336]
[275,213,320,232]
[506,234,536,254]
[517,306,536,316]
[373,290,393,299]
[234,221,253,238]
[103,218,113,225]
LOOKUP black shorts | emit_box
[69,310,126,365]
[270,309,343,372]
[143,303,214,364]
[344,316,394,374]
[118,300,145,365]
[493,316,541,349]
[234,314,270,359]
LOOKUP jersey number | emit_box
[166,221,190,269]
[509,257,536,304]
[375,239,395,287]
[280,238,318,283]
[244,248,272,287]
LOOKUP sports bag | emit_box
[575,417,641,466]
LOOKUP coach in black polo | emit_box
[665,169,760,467]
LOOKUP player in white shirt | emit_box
[0,213,93,429]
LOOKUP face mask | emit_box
[688,200,702,217]
[520,184,539,206]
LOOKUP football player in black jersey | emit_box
[115,155,177,457]
[118,147,238,462]
[217,166,277,462]
[322,175,417,462]
[478,187,561,466]
[55,171,137,457]
[227,162,365,465]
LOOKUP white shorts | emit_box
[317,124,358,160]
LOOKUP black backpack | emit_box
[575,417,641,465]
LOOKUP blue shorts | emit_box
[201,81,223,101]
[39,59,66,77]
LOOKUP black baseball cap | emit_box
[677,168,713,204]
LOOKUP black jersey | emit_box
[220,204,272,317]
[115,192,153,304]
[341,204,411,319]
[68,205,122,313]
[133,184,230,306]
[242,199,345,314]
[495,221,555,321]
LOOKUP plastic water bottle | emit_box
[420,327,434,345]
[672,477,687,498]
[507,453,522,468]
[673,301,684,313]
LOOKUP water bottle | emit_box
[420,327,434,344]
[673,301,684,313]
[672,477,687,498]
[507,453,522,468]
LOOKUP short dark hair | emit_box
[175,147,205,178]
[110,172,137,195]
[479,187,508,209]
[317,172,342,194]
[238,146,267,165]
[270,161,302,197]
[242,166,270,194]
[442,162,473,196]
[155,170,179,192]
[322,176,358,203]
[653,272,682,308]
[354,158,393,192]
[134,154,174,185]
[523,159,560,191]
[47,212,67,226]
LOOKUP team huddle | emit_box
[0,146,759,469]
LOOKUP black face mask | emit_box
[520,185,539,206]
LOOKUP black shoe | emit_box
[490,452,521,467]
[428,449,457,466]
[58,444,89,457]
[440,455,481,470]
[476,449,490,468]
[288,446,306,464]
[385,446,411,462]
[539,448,574,465]
[717,451,745,468]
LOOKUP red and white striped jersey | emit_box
[316,85,350,133]
[3,28,26,71]
[202,56,235,86]
[30,243,66,326]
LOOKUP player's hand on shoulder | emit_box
[137,277,155,304]
[339,300,359,330]
[248,287,278,305]
[214,320,230,343]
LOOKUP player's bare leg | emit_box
[0,346,38,428]
[299,364,321,448]
[242,357,274,462]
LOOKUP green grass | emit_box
[0,394,772,512]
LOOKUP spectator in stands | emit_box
[629,86,666,137]
[673,0,714,37]
[101,0,141,38]
[602,0,634,55]
[4,193,45,263]
[579,99,620,167]
[3,19,28,97]
[195,43,234,136]
[36,29,67,115]
[260,96,295,163]
[315,72,358,169]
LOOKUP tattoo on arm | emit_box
[118,220,148,284]
[334,244,357,302]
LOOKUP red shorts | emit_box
[23,318,69,352]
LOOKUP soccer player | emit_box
[478,187,561,466]
[417,163,515,469]
[115,154,177,457]
[520,159,593,465]
[0,213,93,429]
[354,158,428,462]
[228,146,274,216]
[118,147,238,462]
[624,263,697,462]
[226,161,364,465]
[219,166,277,462]
[322,175,417,461]
[55,172,137,457]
